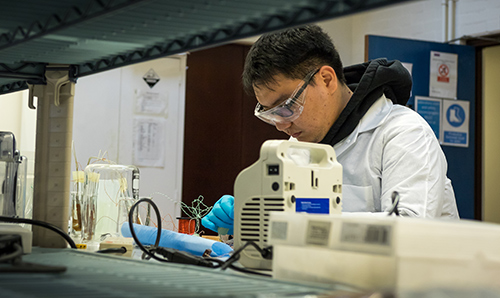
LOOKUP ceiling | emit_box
[0,0,409,95]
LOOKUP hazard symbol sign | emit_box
[143,68,160,88]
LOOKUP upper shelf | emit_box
[0,0,408,94]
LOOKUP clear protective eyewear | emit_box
[254,68,320,125]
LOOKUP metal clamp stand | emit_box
[29,65,76,248]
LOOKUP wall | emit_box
[0,90,36,215]
[0,56,186,228]
[482,45,500,224]
[236,16,354,66]
[319,0,500,65]
[0,90,37,161]
[0,92,23,138]
[237,1,500,66]
[72,56,187,227]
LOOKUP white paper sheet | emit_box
[133,117,165,167]
[429,51,458,99]
[134,89,168,116]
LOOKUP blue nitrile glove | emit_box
[201,195,234,235]
[121,223,233,257]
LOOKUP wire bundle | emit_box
[148,193,213,234]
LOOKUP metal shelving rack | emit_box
[0,0,408,246]
[0,0,408,94]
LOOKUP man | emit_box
[202,25,459,236]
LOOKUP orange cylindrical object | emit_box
[178,217,196,235]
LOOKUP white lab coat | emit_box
[333,94,459,218]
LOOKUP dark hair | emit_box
[242,25,346,94]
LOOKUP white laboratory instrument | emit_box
[0,131,28,218]
[233,140,343,270]
[269,212,500,292]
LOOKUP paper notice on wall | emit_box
[402,62,413,98]
[429,51,458,99]
[441,99,469,147]
[402,62,413,76]
[133,117,165,167]
[134,89,168,116]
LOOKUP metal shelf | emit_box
[0,0,409,94]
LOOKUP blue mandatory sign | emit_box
[446,104,465,127]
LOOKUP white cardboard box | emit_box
[269,213,500,292]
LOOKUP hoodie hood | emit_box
[320,58,412,146]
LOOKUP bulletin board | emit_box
[366,35,476,219]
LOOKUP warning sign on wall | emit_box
[429,51,457,99]
[437,63,450,82]
[143,68,160,88]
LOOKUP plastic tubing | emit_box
[121,223,232,257]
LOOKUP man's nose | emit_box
[275,121,292,132]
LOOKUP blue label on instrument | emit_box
[295,198,329,214]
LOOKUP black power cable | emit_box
[151,246,215,268]
[225,262,272,277]
[96,247,127,254]
[388,191,400,216]
[128,199,225,268]
[0,232,67,273]
[219,241,272,272]
[0,216,76,249]
[127,198,168,263]
[0,234,23,263]
[127,198,272,277]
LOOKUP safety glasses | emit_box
[254,68,320,125]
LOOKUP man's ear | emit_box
[318,66,338,94]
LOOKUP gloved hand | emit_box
[201,195,234,235]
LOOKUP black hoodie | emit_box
[320,58,412,146]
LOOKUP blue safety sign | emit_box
[446,104,465,127]
[415,96,442,139]
[442,99,469,147]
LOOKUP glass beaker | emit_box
[81,164,140,243]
